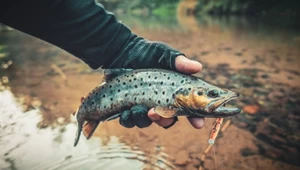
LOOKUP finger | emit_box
[147,108,161,121]
[148,108,175,127]
[175,55,202,74]
[119,110,135,128]
[131,106,152,128]
[187,117,205,129]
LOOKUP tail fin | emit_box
[74,118,84,147]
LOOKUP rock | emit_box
[2,76,9,84]
[243,105,259,114]
[174,150,190,165]
[240,147,258,157]
[57,117,65,125]
[31,99,42,108]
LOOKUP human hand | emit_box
[118,56,204,129]
[148,55,205,129]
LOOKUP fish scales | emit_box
[74,69,241,146]
[82,69,194,118]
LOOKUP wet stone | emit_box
[235,52,243,56]
[240,147,258,157]
[243,105,259,115]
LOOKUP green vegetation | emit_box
[99,0,300,17]
[195,0,300,16]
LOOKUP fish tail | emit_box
[74,118,84,147]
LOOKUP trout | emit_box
[73,69,241,146]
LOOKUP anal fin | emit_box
[154,106,178,118]
[83,120,100,140]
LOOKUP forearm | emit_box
[0,0,133,69]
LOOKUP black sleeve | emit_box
[0,0,134,69]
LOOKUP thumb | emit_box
[175,55,202,74]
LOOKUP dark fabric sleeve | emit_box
[0,0,134,69]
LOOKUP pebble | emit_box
[2,76,9,84]
[57,117,65,125]
[243,105,259,114]
[31,99,42,108]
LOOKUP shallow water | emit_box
[0,90,177,170]
[0,12,300,170]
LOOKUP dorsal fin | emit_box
[103,69,133,82]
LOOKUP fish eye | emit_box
[208,89,219,98]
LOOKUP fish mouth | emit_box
[204,94,241,118]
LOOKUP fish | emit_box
[73,68,241,146]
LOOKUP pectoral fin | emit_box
[83,120,100,140]
[154,106,179,118]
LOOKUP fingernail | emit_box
[148,109,161,121]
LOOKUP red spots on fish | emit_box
[81,96,85,102]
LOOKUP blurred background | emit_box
[0,0,300,170]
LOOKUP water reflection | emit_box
[0,90,176,170]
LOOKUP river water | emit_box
[0,13,299,170]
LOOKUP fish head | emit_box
[174,82,241,117]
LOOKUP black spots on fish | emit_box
[91,101,95,105]
[134,85,138,88]
[197,91,203,96]
[171,82,175,86]
[116,78,120,83]
[118,89,121,92]
[109,85,112,88]
[181,80,184,84]
[140,78,144,81]
[160,82,163,85]
[158,100,161,104]
[102,94,106,98]
[131,74,134,77]
[207,90,219,98]
[166,98,169,103]
[167,77,170,80]
[110,98,113,101]
[154,91,158,95]
[104,105,106,109]
[142,92,145,95]
[133,78,137,81]
[188,87,191,91]
[162,91,165,95]
[129,79,132,82]
[149,83,152,87]
[140,83,143,86]
[134,97,137,101]
[176,88,189,96]
[154,76,157,80]
[125,94,128,97]
[149,98,151,101]
[123,82,126,85]
[148,75,151,79]
[163,74,166,76]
